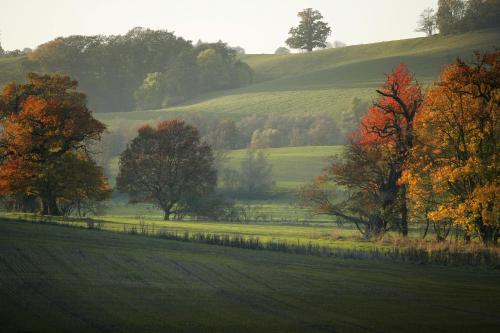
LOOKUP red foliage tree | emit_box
[357,64,424,235]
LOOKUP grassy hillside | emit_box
[96,29,500,128]
[0,56,31,87]
[1,219,499,333]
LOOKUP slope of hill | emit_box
[1,219,500,332]
[96,29,500,127]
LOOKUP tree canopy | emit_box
[416,8,438,36]
[28,28,253,113]
[116,120,217,220]
[286,8,331,52]
[401,51,499,244]
[436,0,500,34]
[0,73,110,215]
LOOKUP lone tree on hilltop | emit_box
[286,8,331,52]
[116,120,217,220]
[415,8,438,36]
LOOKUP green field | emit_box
[1,219,499,333]
[226,146,343,189]
[107,145,343,191]
[95,29,500,130]
[105,146,343,221]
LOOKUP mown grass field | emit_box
[1,219,499,333]
[95,29,500,130]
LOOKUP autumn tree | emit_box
[0,73,110,215]
[286,8,331,52]
[116,120,217,220]
[300,64,423,237]
[358,64,424,236]
[401,51,499,244]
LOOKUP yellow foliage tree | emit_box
[401,51,499,244]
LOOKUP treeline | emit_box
[27,27,252,113]
[97,99,366,169]
[436,0,499,34]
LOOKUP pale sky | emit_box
[0,0,437,54]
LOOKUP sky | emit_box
[0,0,437,54]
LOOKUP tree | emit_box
[341,97,369,137]
[359,64,424,236]
[332,41,347,48]
[133,72,165,110]
[116,120,217,220]
[436,0,500,34]
[274,47,291,55]
[436,0,468,34]
[286,8,331,52]
[239,150,274,195]
[231,46,245,55]
[0,73,110,215]
[300,143,395,238]
[463,0,500,31]
[401,51,499,244]
[207,119,240,150]
[416,8,438,36]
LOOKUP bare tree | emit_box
[416,8,438,36]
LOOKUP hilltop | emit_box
[95,29,500,128]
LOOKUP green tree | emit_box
[133,72,164,110]
[436,0,467,34]
[274,47,291,55]
[239,150,274,195]
[341,97,368,137]
[116,120,217,220]
[286,8,331,52]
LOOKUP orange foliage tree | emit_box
[299,64,423,238]
[0,73,111,215]
[401,52,499,244]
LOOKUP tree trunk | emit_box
[43,196,61,216]
[163,210,170,221]
[400,186,409,237]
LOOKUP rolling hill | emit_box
[95,29,500,129]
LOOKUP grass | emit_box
[226,146,344,189]
[106,145,343,190]
[4,210,499,266]
[105,145,343,221]
[95,29,500,130]
[1,218,500,332]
